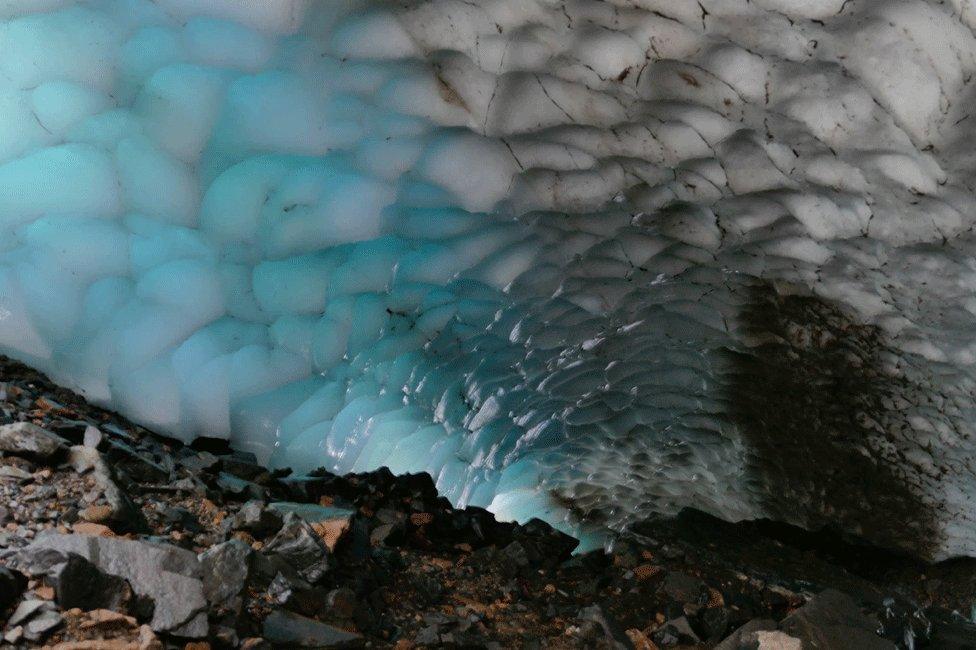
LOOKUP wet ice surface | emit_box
[2,0,976,559]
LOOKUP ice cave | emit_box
[3,0,976,563]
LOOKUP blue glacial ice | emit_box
[3,0,976,559]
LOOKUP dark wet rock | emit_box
[221,455,266,482]
[662,571,707,605]
[158,505,202,533]
[104,438,170,483]
[653,616,700,647]
[326,587,357,619]
[715,618,776,650]
[410,572,444,608]
[0,422,67,460]
[368,521,401,547]
[716,590,901,649]
[199,539,254,612]
[337,517,371,564]
[263,513,331,584]
[779,589,895,650]
[16,532,207,637]
[513,518,579,568]
[927,608,976,650]
[262,609,363,648]
[53,552,134,612]
[780,589,896,649]
[700,606,732,640]
[0,566,26,614]
[497,541,530,578]
[577,605,628,649]
[414,624,440,645]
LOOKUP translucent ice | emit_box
[3,0,976,560]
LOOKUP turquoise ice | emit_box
[3,0,976,559]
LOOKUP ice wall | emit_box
[3,0,976,559]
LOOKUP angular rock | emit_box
[0,464,33,481]
[415,625,439,645]
[0,566,26,613]
[262,505,354,554]
[220,455,266,481]
[497,541,530,578]
[232,500,284,538]
[158,506,202,533]
[177,450,220,473]
[780,590,896,650]
[103,439,170,483]
[0,422,67,460]
[199,539,254,612]
[67,446,148,534]
[7,599,62,643]
[700,606,732,640]
[513,518,579,568]
[661,571,706,605]
[54,553,133,612]
[262,609,362,648]
[24,607,62,642]
[577,605,628,650]
[326,588,357,620]
[653,616,700,647]
[263,513,331,584]
[8,599,47,627]
[16,533,207,637]
[217,472,266,500]
[82,425,104,449]
[2,626,23,645]
[716,620,778,650]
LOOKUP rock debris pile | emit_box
[1,354,976,649]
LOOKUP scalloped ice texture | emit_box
[3,0,976,559]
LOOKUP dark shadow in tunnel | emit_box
[725,281,941,559]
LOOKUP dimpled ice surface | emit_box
[3,0,976,559]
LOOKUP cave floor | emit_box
[1,355,975,649]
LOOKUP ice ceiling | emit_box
[2,0,976,560]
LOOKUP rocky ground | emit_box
[1,355,976,649]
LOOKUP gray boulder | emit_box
[0,423,66,459]
[780,589,896,650]
[15,532,207,638]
